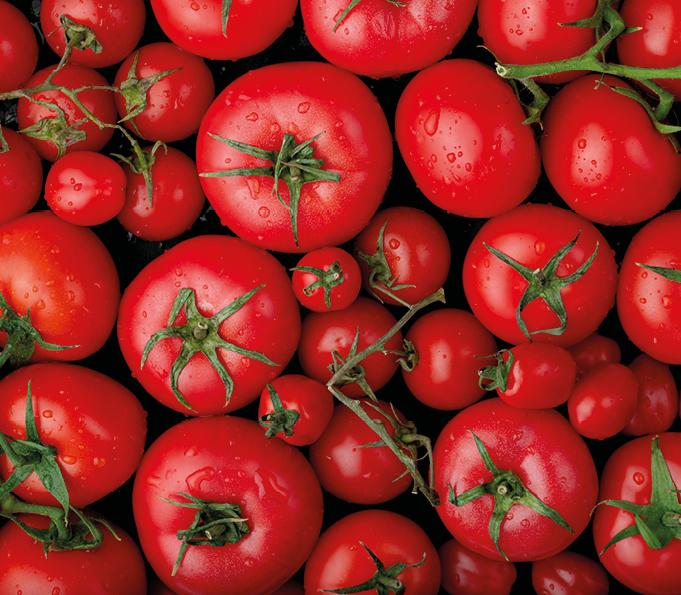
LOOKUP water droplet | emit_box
[535,240,546,255]
[578,139,587,149]
[640,298,647,304]
[297,102,310,114]
[61,454,77,465]
[662,295,673,308]
[190,1,200,9]
[52,588,61,595]
[184,446,199,457]
[388,238,400,249]
[424,109,440,136]
[35,300,45,310]
[521,518,531,528]
[258,206,270,218]
[73,183,82,191]
[186,466,216,492]
[633,472,645,485]
[255,469,290,503]
[42,410,53,418]
[246,112,259,122]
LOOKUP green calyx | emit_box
[477,350,514,392]
[321,542,425,595]
[327,327,378,402]
[141,286,278,412]
[160,492,249,576]
[258,383,300,439]
[290,261,345,310]
[111,140,167,208]
[58,15,103,58]
[19,107,87,160]
[333,0,405,33]
[221,0,233,37]
[449,431,573,560]
[636,262,681,283]
[484,232,598,341]
[598,436,681,554]
[200,132,341,249]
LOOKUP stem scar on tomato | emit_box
[290,260,345,310]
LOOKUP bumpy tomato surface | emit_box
[0,127,42,227]
[0,0,39,93]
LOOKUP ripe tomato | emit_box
[133,415,323,595]
[300,0,478,79]
[117,235,301,416]
[541,74,681,226]
[395,59,541,219]
[434,398,598,562]
[531,550,609,595]
[272,580,304,595]
[567,331,621,381]
[0,126,42,227]
[462,203,618,347]
[196,61,393,253]
[304,509,441,595]
[0,0,39,93]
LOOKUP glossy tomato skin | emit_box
[402,308,498,411]
[462,203,618,347]
[133,415,324,595]
[395,59,541,219]
[300,0,477,79]
[0,127,42,227]
[434,398,599,562]
[117,235,301,416]
[0,0,39,93]
[617,210,681,364]
[593,433,681,595]
[567,331,622,381]
[541,74,681,226]
[0,211,120,362]
[0,362,147,508]
[196,61,393,253]
[150,0,298,60]
[531,550,609,595]
[304,509,441,595]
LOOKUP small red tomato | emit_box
[0,0,39,93]
[567,363,639,440]
[532,550,609,595]
[567,332,622,381]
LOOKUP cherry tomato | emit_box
[0,0,39,93]
[531,550,609,595]
[567,331,622,381]
[0,126,42,227]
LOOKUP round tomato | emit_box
[434,397,599,562]
[117,235,301,416]
[567,331,621,381]
[0,0,39,93]
[304,509,440,595]
[196,61,393,253]
[0,126,42,227]
[0,211,120,364]
[133,415,324,595]
[462,203,618,347]
[531,550,609,595]
[395,59,541,219]
[300,0,478,79]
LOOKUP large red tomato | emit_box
[0,0,39,93]
[0,126,42,227]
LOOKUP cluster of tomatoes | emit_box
[1,0,681,594]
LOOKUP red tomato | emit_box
[434,398,599,562]
[45,151,127,226]
[304,509,441,595]
[149,0,298,60]
[297,296,402,398]
[290,246,362,312]
[117,235,301,416]
[272,580,304,595]
[395,59,541,219]
[196,61,393,253]
[300,0,478,79]
[462,203,618,347]
[0,126,42,227]
[17,63,117,162]
[0,0,39,93]
[113,42,215,143]
[116,145,206,242]
[402,308,498,411]
[531,550,609,595]
[353,206,451,307]
[257,374,334,447]
[439,538,517,595]
[133,415,323,595]
[308,398,413,504]
[567,331,622,381]
[541,74,681,226]
[0,362,146,508]
[40,0,146,68]
[0,211,120,364]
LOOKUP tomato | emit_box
[353,206,451,307]
[149,0,298,60]
[300,0,478,79]
[0,211,120,364]
[116,145,206,242]
[0,512,147,594]
[0,126,42,227]
[567,331,621,381]
[401,308,498,411]
[477,0,598,84]
[531,550,609,595]
[297,296,402,398]
[290,246,362,312]
[617,210,681,365]
[623,354,679,436]
[117,235,301,416]
[133,415,323,595]
[113,42,215,143]
[462,203,618,347]
[17,63,117,162]
[45,151,127,226]
[272,580,304,595]
[257,374,334,447]
[617,0,681,100]
[439,538,517,595]
[541,74,681,226]
[196,61,393,253]
[0,0,39,93]
[304,509,441,595]
[394,59,541,219]
[434,397,599,562]
[40,0,146,68]
[0,362,146,509]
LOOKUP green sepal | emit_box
[258,383,300,438]
[58,15,103,56]
[111,140,166,208]
[477,350,514,392]
[290,261,345,310]
[0,127,8,153]
[327,327,377,403]
[222,0,233,36]
[332,0,406,33]
[636,262,681,283]
[18,99,87,160]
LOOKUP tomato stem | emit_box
[290,261,346,310]
[258,383,300,438]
